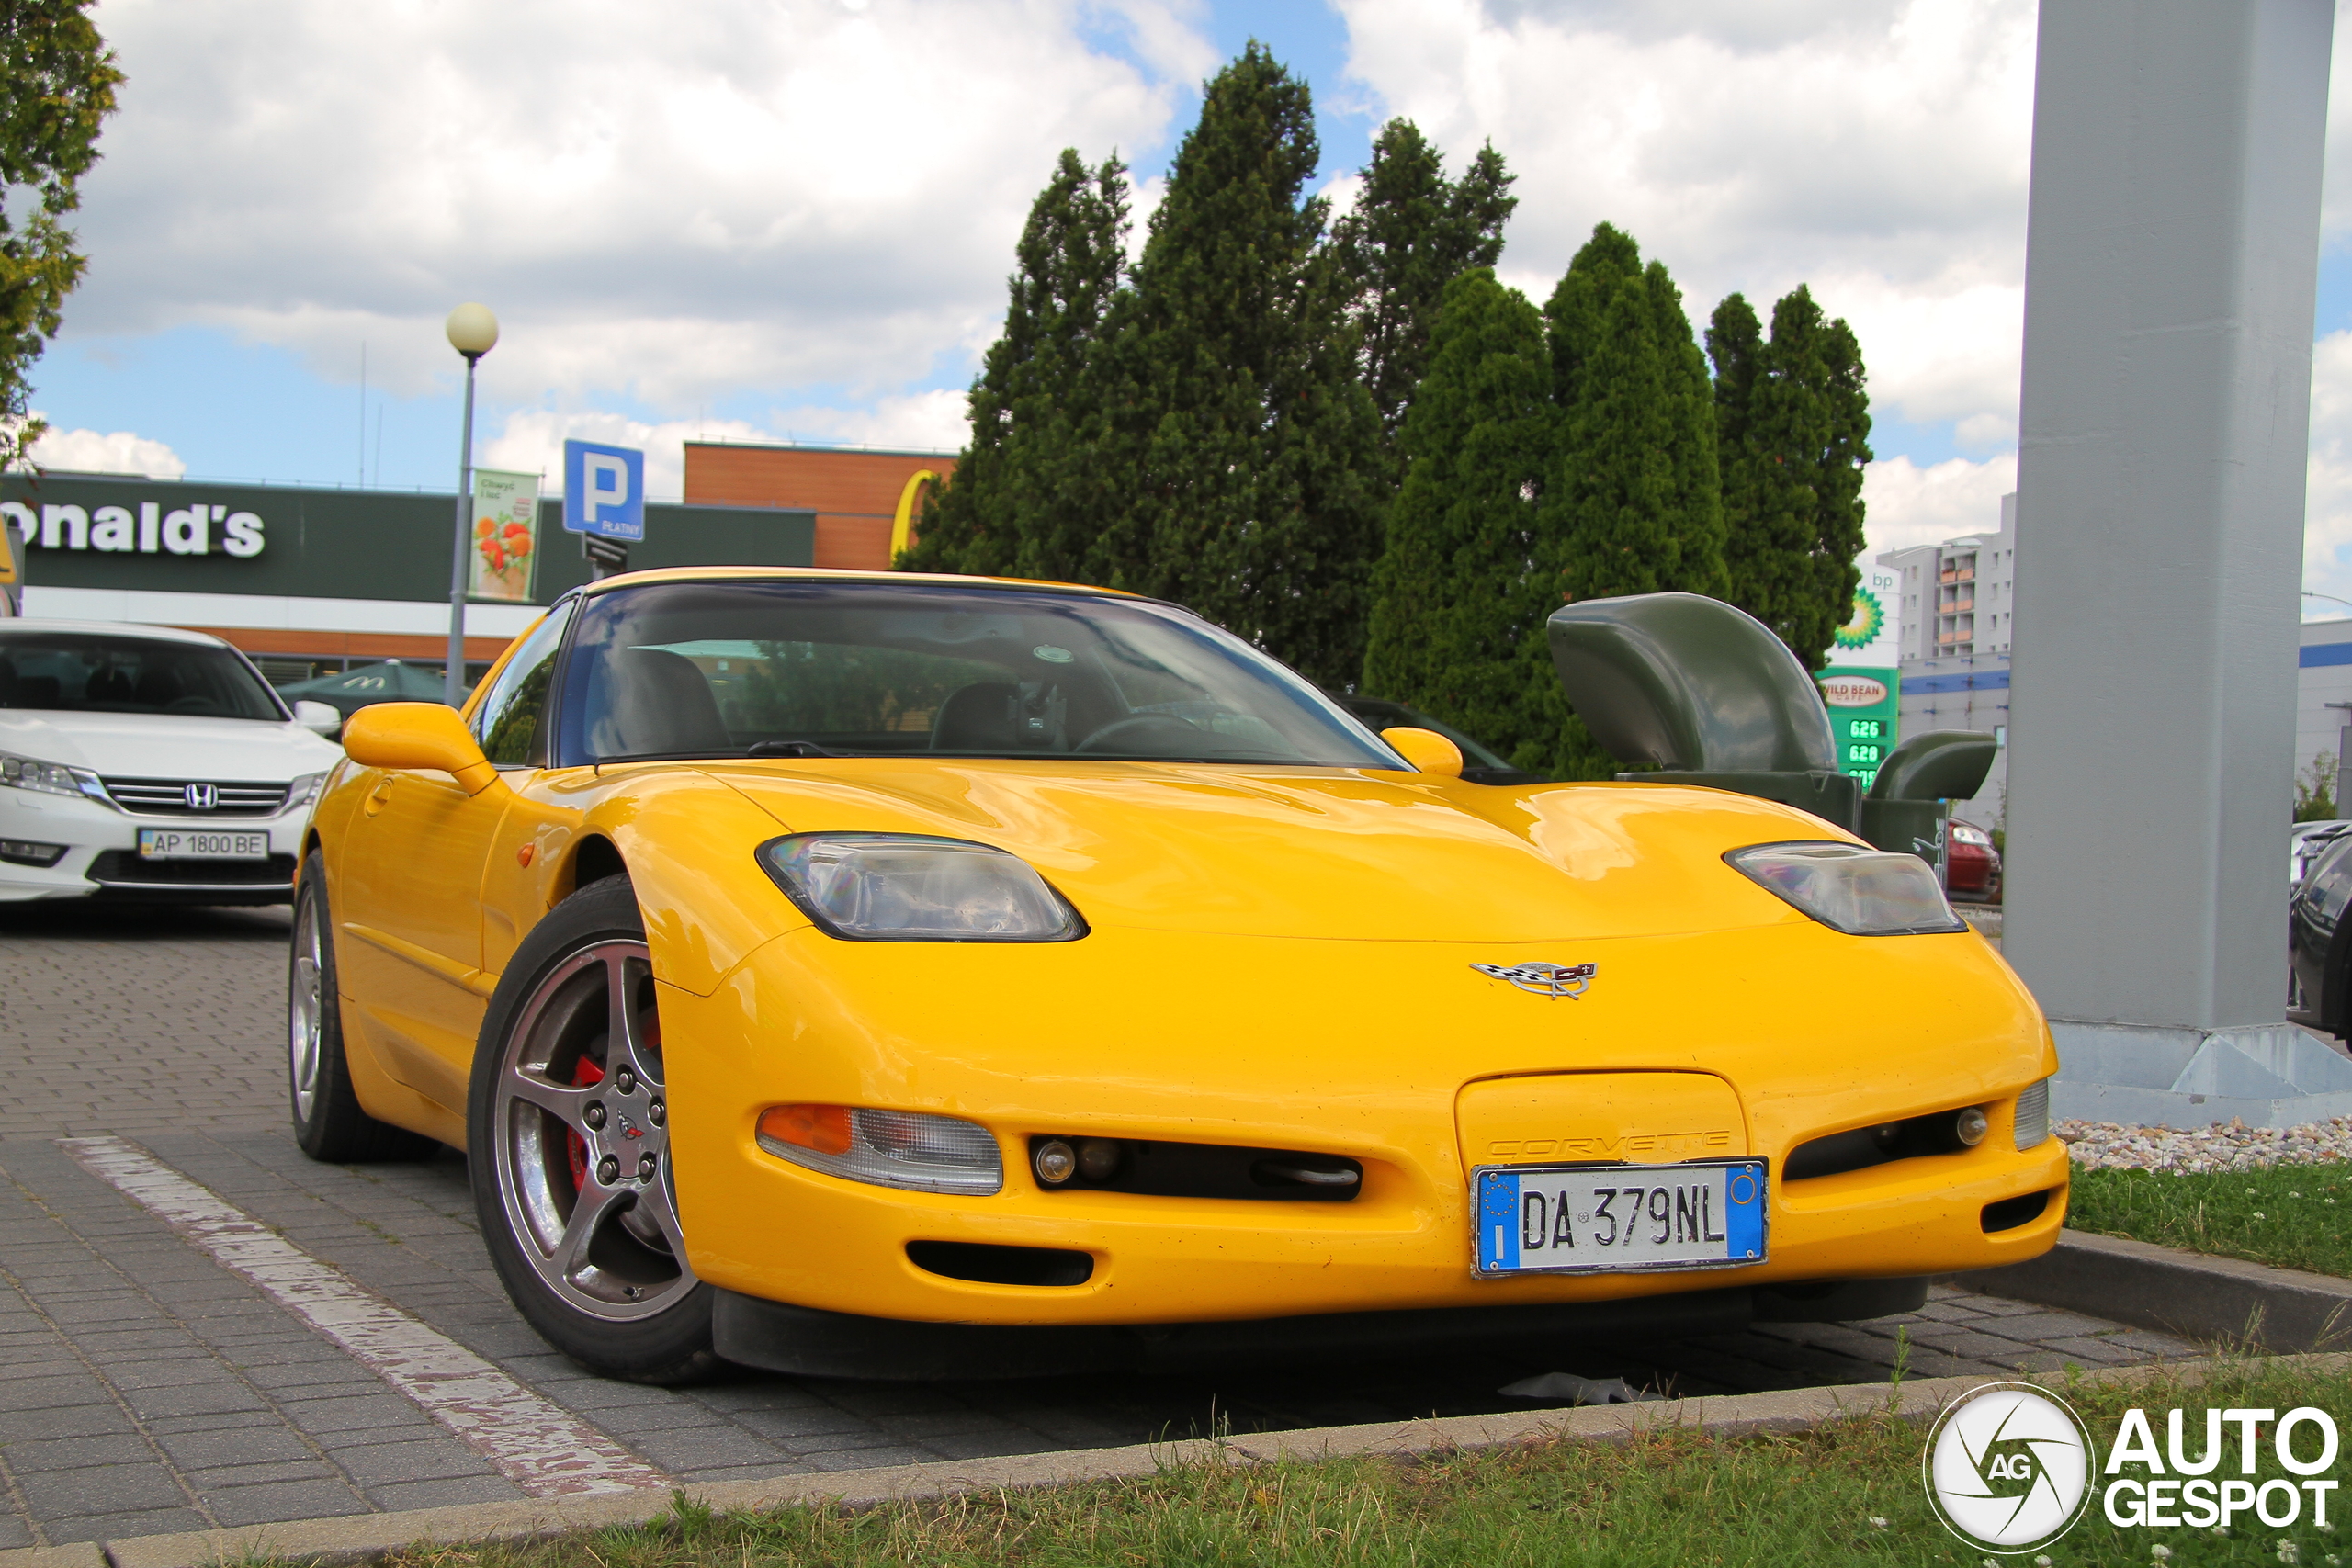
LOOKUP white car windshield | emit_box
[0,631,285,722]
[554,581,1402,769]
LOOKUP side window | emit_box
[471,601,575,768]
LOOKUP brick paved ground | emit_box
[0,901,291,1140]
[0,901,2192,1548]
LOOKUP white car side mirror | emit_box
[293,700,342,736]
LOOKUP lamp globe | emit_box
[445,302,499,358]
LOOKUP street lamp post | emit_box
[443,303,500,707]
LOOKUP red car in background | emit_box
[1946,818,2002,903]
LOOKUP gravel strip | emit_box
[2057,1116,2352,1172]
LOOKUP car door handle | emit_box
[364,777,394,818]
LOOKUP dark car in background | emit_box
[2290,828,2352,1032]
[271,659,464,732]
[1329,696,1541,785]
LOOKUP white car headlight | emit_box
[1727,841,1966,936]
[286,770,330,812]
[759,832,1086,942]
[0,750,105,803]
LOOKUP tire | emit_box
[468,874,718,1383]
[289,850,438,1162]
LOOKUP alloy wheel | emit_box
[289,888,325,1123]
[491,938,695,1322]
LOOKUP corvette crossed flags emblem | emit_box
[1471,961,1597,1000]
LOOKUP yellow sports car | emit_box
[292,567,2063,1383]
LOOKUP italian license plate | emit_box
[1474,1158,1768,1276]
[137,829,267,861]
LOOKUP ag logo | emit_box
[1923,1382,2095,1554]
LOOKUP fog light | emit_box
[0,839,64,867]
[756,1104,1002,1194]
[1076,1137,1122,1180]
[1954,1107,1990,1147]
[1033,1139,1077,1186]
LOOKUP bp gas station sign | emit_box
[1817,565,1901,788]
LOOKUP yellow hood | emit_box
[704,760,1836,944]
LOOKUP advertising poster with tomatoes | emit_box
[467,469,540,602]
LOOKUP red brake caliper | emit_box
[566,1055,606,1192]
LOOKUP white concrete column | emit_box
[2007,0,2332,1045]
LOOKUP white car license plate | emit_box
[137,829,267,861]
[1474,1159,1768,1277]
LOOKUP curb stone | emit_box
[1957,1227,2352,1350]
[31,1354,2347,1568]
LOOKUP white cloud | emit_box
[479,389,966,501]
[22,418,186,479]
[759,389,969,452]
[2301,331,2352,617]
[72,0,1209,408]
[1340,0,2037,438]
[1860,451,2013,560]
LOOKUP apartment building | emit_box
[1879,492,2017,660]
[1876,493,2016,827]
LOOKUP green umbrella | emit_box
[276,660,466,718]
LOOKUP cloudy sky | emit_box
[24,0,2352,610]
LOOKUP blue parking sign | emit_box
[562,440,645,541]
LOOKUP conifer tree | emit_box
[1707,284,1874,671]
[1542,223,1728,609]
[901,150,1129,577]
[1362,269,1571,773]
[1331,120,1516,472]
[1083,43,1384,687]
[1514,224,1727,777]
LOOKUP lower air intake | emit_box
[906,1241,1093,1288]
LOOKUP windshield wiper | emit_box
[746,740,841,759]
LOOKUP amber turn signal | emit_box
[759,1103,853,1156]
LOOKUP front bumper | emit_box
[663,919,2065,1332]
[0,786,305,902]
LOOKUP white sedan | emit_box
[0,620,346,903]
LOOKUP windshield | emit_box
[554,581,1402,770]
[0,632,286,722]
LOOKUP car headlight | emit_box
[286,771,330,811]
[755,1103,1004,1194]
[1727,841,1966,936]
[0,750,105,803]
[758,833,1086,942]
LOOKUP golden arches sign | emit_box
[889,469,942,566]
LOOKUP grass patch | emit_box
[2068,1163,2352,1278]
[371,1360,2352,1568]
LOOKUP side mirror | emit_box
[342,702,501,795]
[292,700,342,737]
[1380,726,1464,779]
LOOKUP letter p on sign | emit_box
[562,439,646,542]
